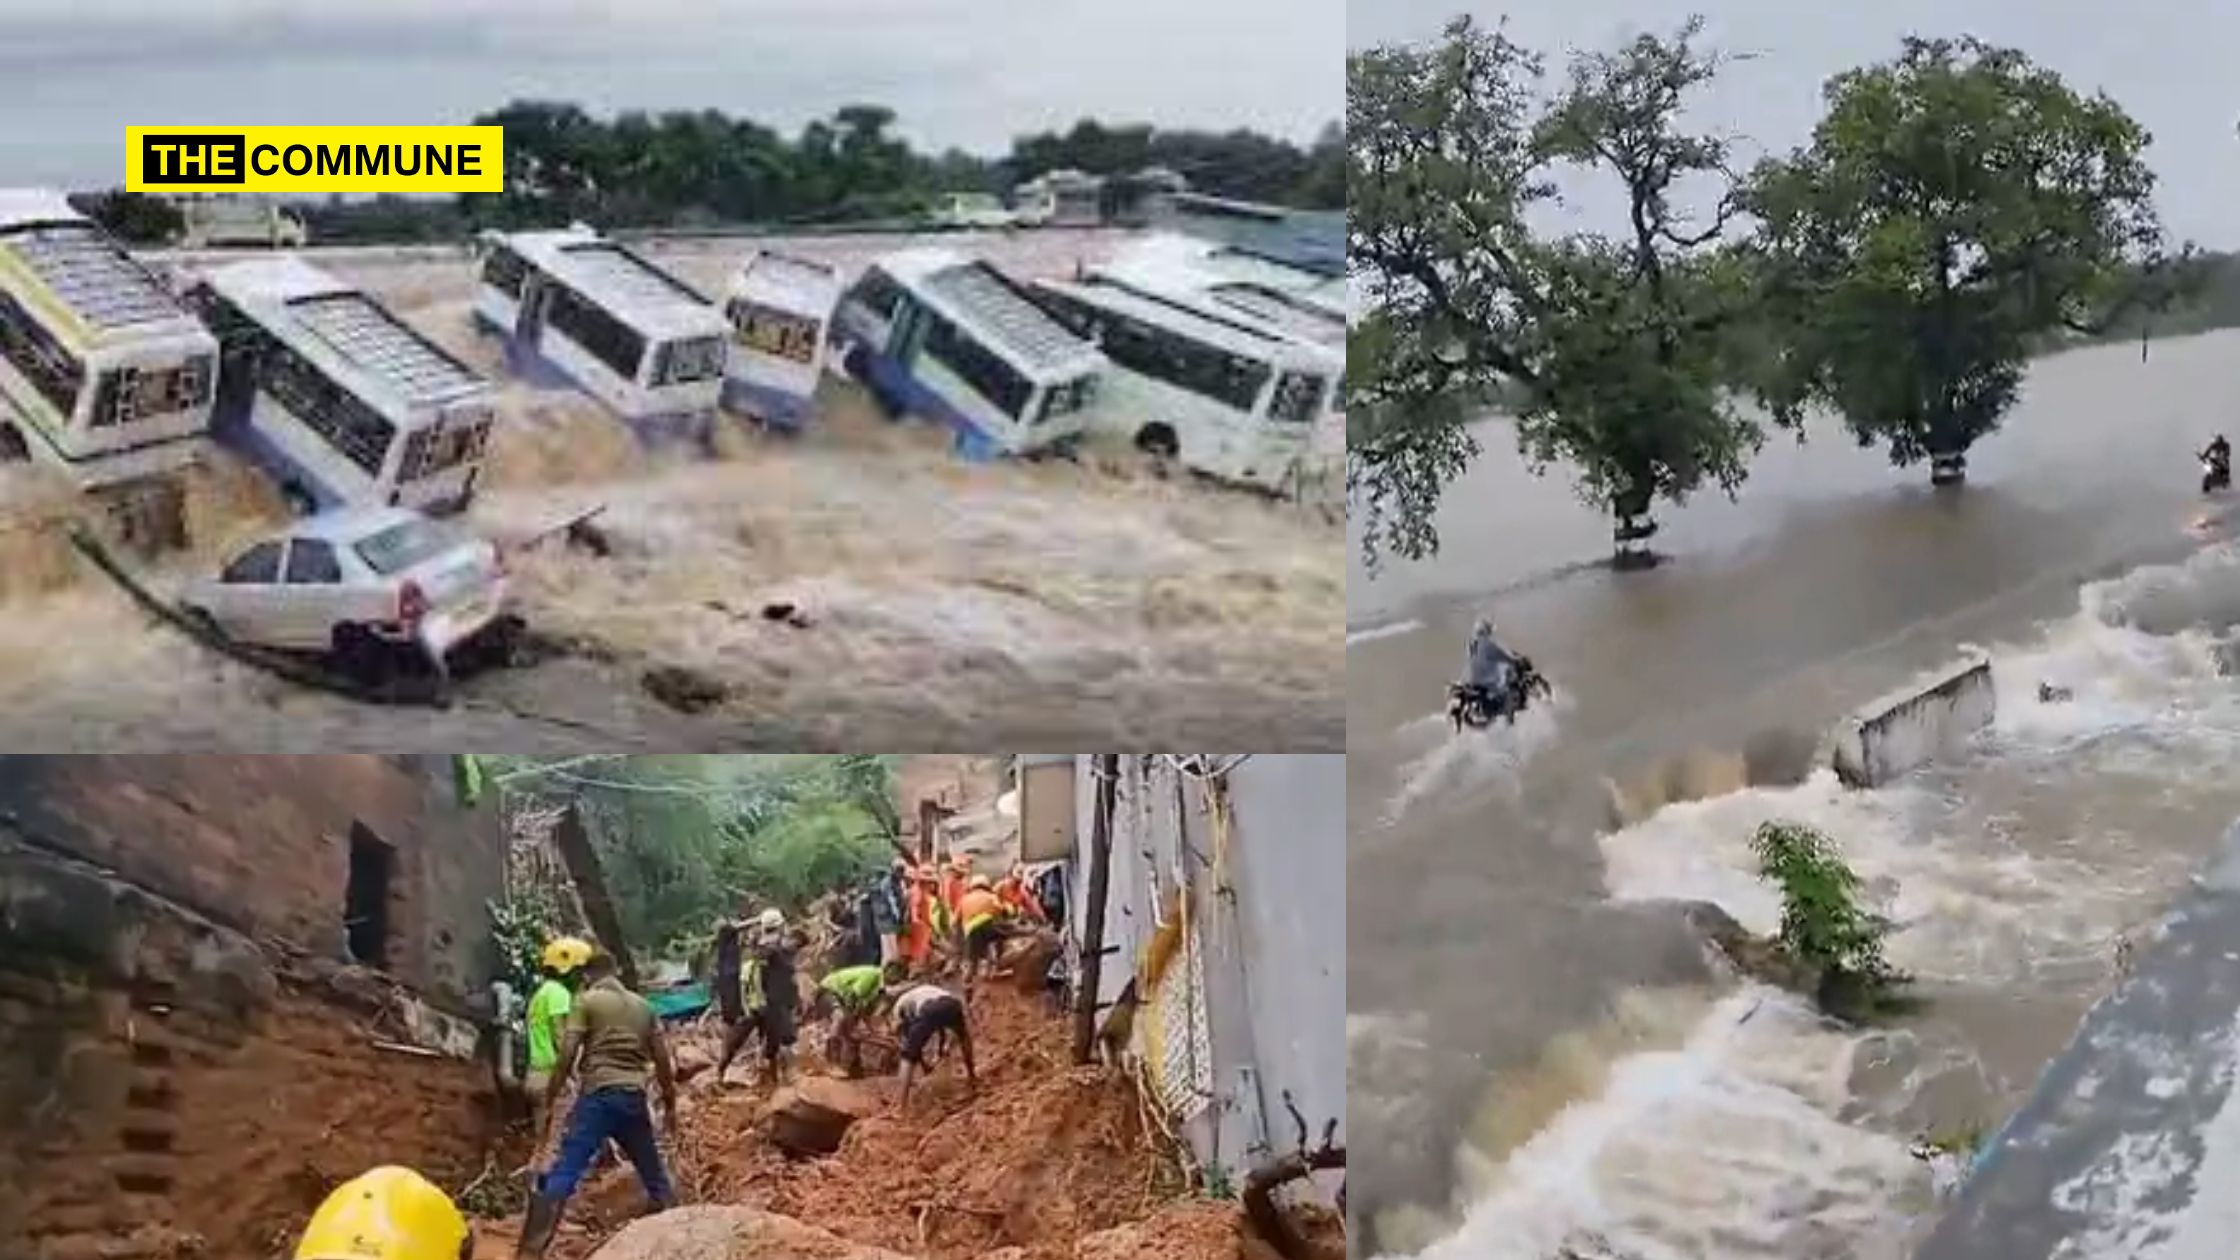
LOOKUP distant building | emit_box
[0,755,504,1257]
[1109,165,1192,227]
[1020,754,1343,1199]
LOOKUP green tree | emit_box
[1750,820,1907,1017]
[1347,16,1762,569]
[1742,37,2169,485]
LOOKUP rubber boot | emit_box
[515,1192,566,1260]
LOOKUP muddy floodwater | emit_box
[0,229,1341,749]
[1349,331,2240,1257]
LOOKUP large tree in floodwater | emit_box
[1347,15,1763,570]
[1742,38,2171,487]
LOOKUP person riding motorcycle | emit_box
[295,1166,472,1260]
[1465,618,1518,699]
[2205,434,2232,491]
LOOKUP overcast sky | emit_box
[0,0,1340,189]
[1352,0,2240,248]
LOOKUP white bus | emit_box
[826,248,1105,459]
[719,249,842,433]
[1030,275,1338,494]
[188,255,495,516]
[0,189,218,525]
[1091,233,1348,347]
[473,226,728,445]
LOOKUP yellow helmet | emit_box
[295,1166,469,1260]
[540,936,594,975]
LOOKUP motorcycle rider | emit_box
[1465,617,1519,703]
[2205,433,2231,481]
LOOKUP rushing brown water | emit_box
[1349,331,2240,1257]
[0,229,1342,749]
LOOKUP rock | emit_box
[1679,901,1815,994]
[766,1076,880,1156]
[587,1205,912,1260]
[642,664,730,713]
[1008,929,1063,995]
[672,1041,715,1082]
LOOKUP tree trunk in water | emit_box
[552,802,639,990]
[1070,754,1119,1065]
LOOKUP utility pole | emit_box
[1071,754,1119,1064]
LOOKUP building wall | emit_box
[1065,754,1344,1193]
[0,755,507,1260]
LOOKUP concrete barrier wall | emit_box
[1828,657,1996,788]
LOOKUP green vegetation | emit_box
[1347,15,2197,568]
[1742,37,2170,485]
[487,755,905,960]
[1750,820,1909,1019]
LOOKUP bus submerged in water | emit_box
[827,248,1104,459]
[473,226,728,445]
[0,189,218,544]
[188,255,496,516]
[720,249,842,432]
[1030,274,1339,495]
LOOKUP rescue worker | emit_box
[996,864,1044,923]
[813,961,892,1077]
[716,908,801,1087]
[902,866,938,976]
[873,858,908,968]
[519,951,678,1259]
[523,937,593,1152]
[889,979,975,1109]
[957,874,1009,993]
[939,854,971,954]
[296,1166,471,1260]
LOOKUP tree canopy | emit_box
[1347,16,1761,568]
[487,754,905,959]
[1741,37,2170,482]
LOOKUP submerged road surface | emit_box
[1350,330,2240,1257]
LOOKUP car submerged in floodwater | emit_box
[180,506,521,686]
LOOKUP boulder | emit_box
[588,1205,911,1260]
[766,1076,880,1156]
[1009,930,1064,995]
[672,1041,716,1082]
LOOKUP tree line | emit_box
[1348,16,2208,569]
[74,102,1341,247]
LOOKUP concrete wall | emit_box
[1065,754,1344,1192]
[1829,657,1996,788]
[1916,816,2240,1259]
[0,756,507,1260]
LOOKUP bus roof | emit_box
[731,249,842,317]
[1092,233,1348,345]
[1033,276,1334,370]
[497,228,726,341]
[203,255,490,410]
[0,189,204,343]
[875,248,1102,380]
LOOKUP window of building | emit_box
[344,821,394,968]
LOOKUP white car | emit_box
[182,507,517,681]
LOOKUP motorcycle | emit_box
[1448,657,1553,731]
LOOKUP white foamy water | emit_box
[1383,687,1573,825]
[1423,989,1927,1260]
[1407,544,2240,1259]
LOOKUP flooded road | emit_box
[0,229,1341,749]
[1349,330,2240,1256]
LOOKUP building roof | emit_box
[876,249,1103,379]
[497,227,727,342]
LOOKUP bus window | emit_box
[924,312,1032,419]
[284,538,342,584]
[261,344,397,476]
[0,287,84,418]
[652,336,724,387]
[482,246,529,298]
[87,357,214,429]
[846,269,906,322]
[399,417,490,482]
[1038,376,1096,425]
[727,299,819,365]
[1095,309,1268,412]
[545,285,646,383]
[1269,371,1326,425]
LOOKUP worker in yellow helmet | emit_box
[295,1165,471,1260]
[525,937,594,1158]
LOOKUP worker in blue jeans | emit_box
[517,951,678,1258]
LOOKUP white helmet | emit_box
[1472,617,1494,639]
[757,908,784,932]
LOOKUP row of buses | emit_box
[0,189,1343,552]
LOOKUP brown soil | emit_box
[486,983,1330,1260]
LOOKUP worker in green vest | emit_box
[524,937,592,1154]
